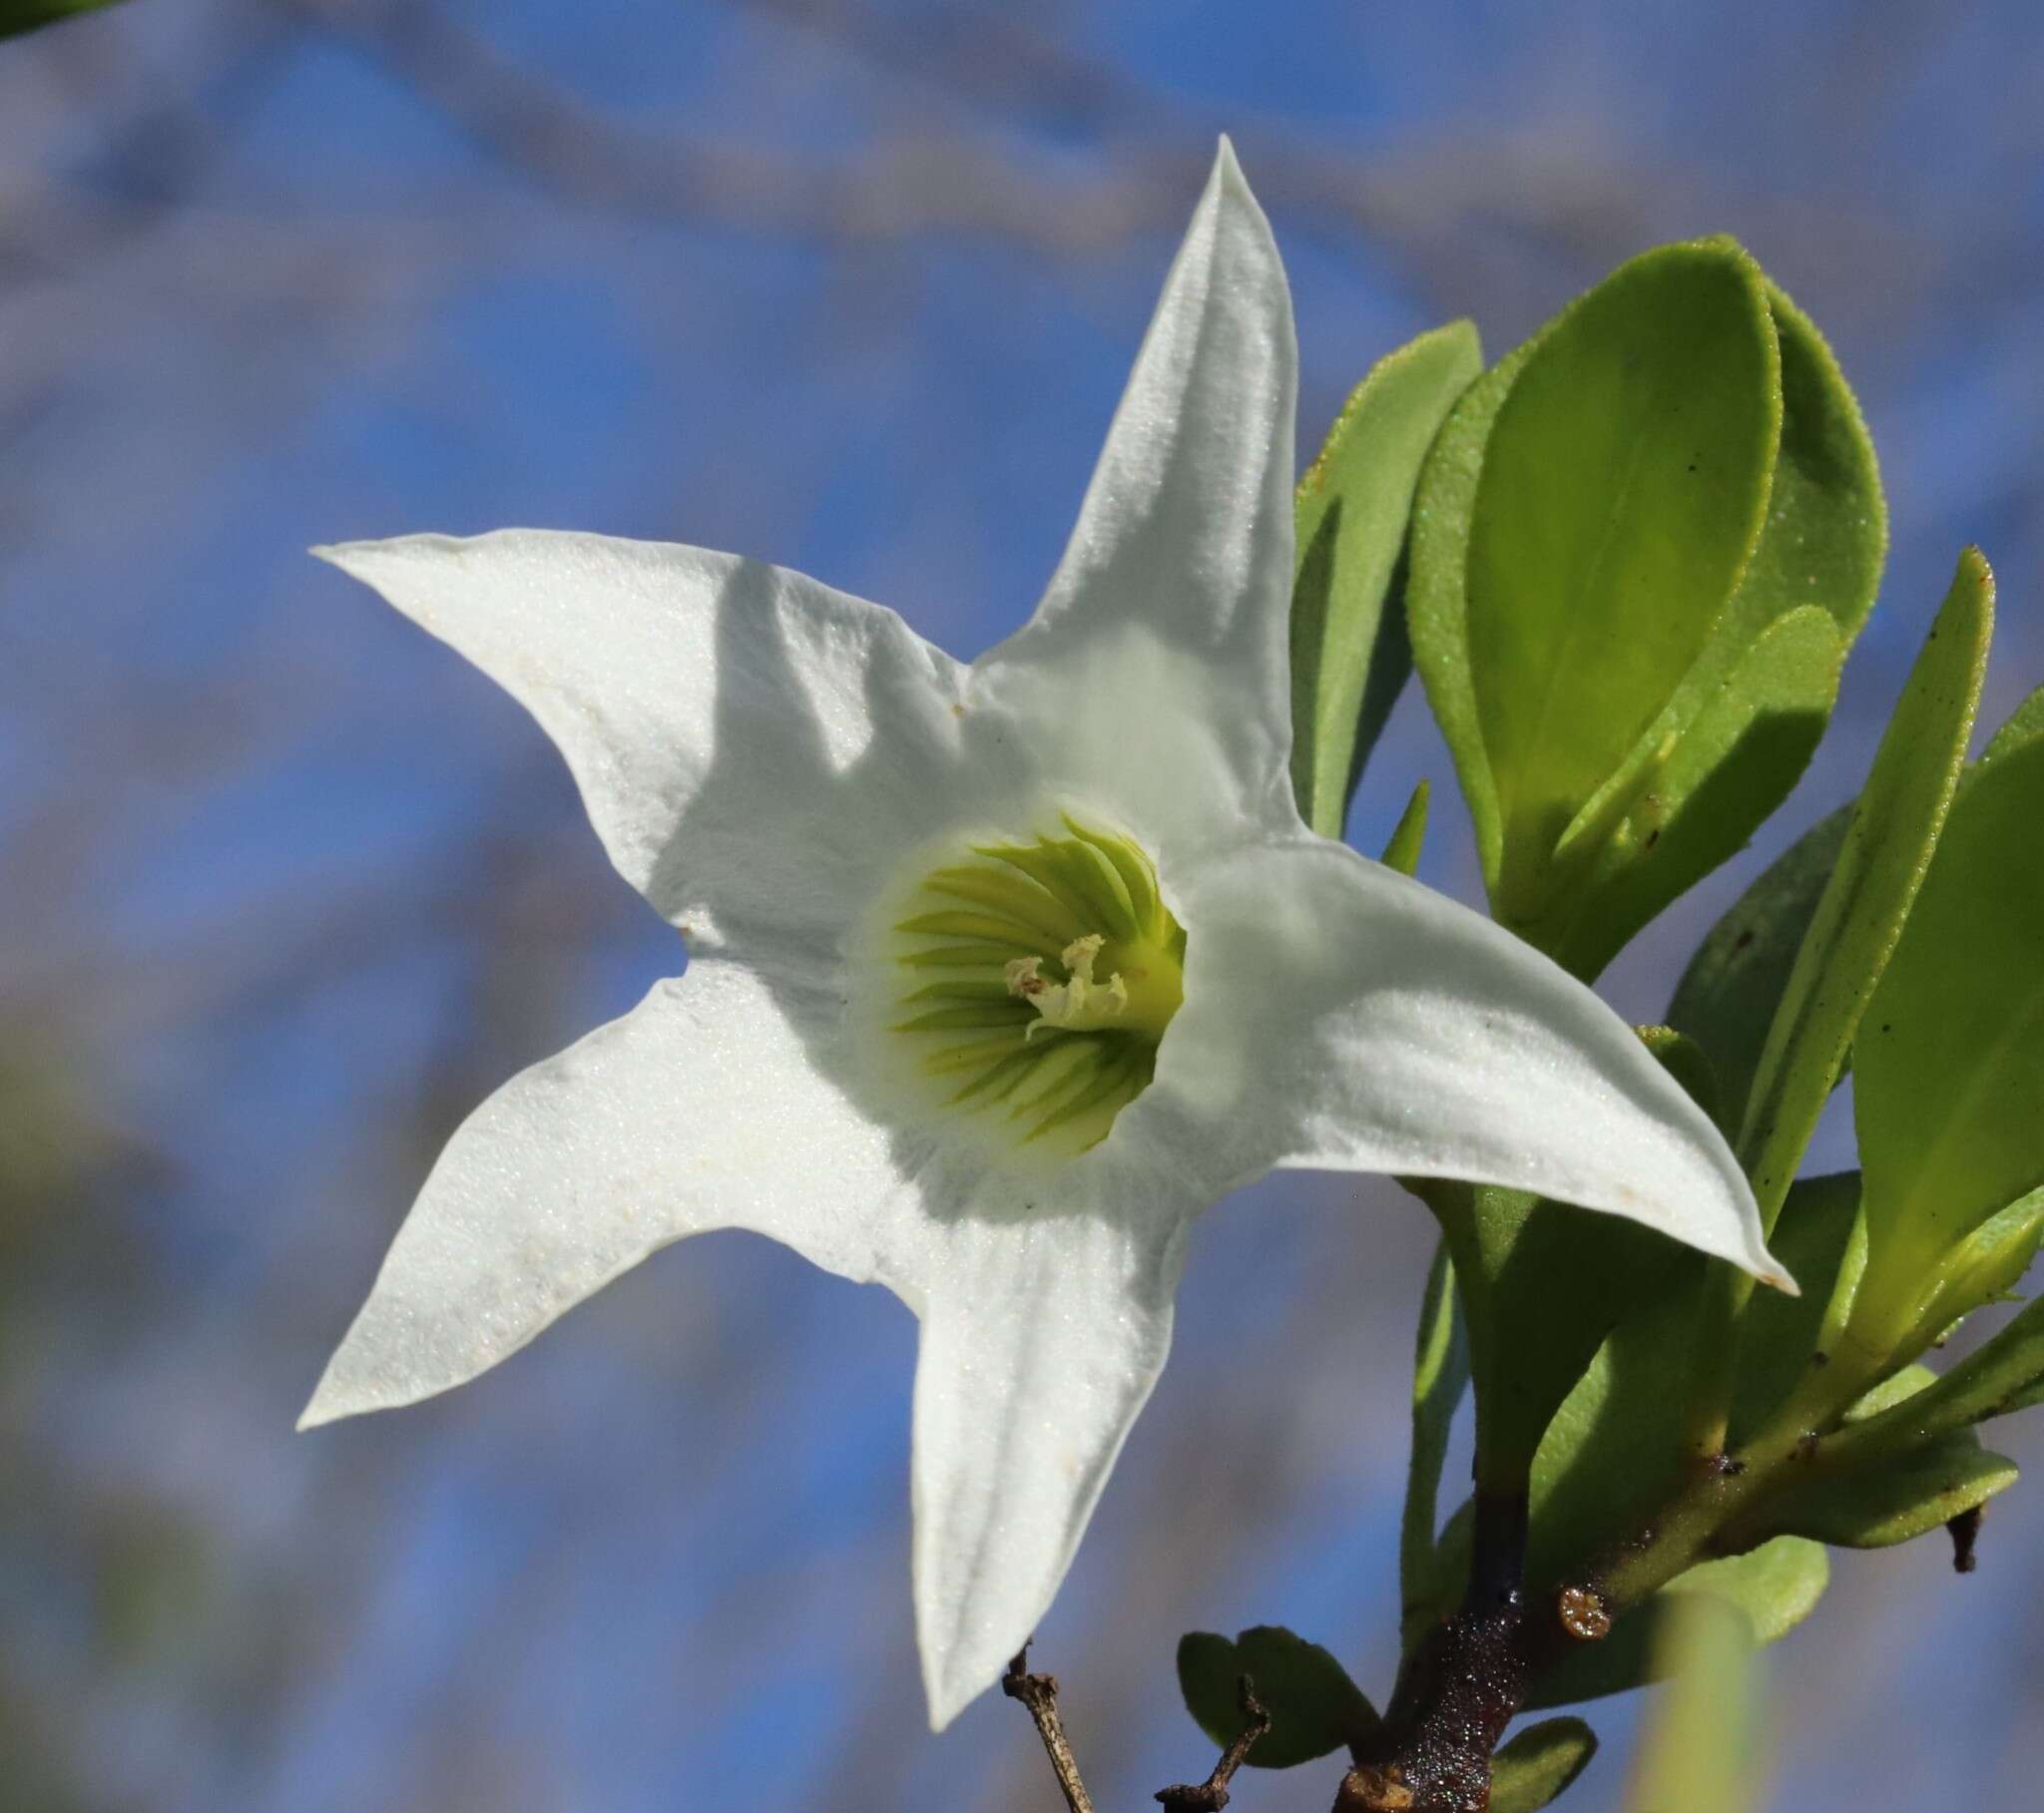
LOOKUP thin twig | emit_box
[1156,1674,1271,1811]
[1003,1646,1096,1813]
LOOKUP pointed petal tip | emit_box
[921,1649,990,1734]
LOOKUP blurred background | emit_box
[4,2,2042,1808]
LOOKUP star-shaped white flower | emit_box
[302,143,1785,1728]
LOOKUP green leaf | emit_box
[1525,1537,1825,1711]
[1980,682,2044,769]
[1830,1257,2044,1454]
[1623,1595,1766,1812]
[1669,805,1853,1133]
[1727,1171,1864,1444]
[1420,1026,1709,1496]
[1290,320,1482,838]
[1548,606,1845,980]
[1378,778,1430,878]
[1526,1175,1855,1576]
[1489,1717,1598,1813]
[1738,549,1995,1236]
[1464,240,1781,924]
[1408,348,1523,883]
[1401,1238,1469,1613]
[1852,724,2044,1347]
[1744,1362,2017,1551]
[1175,1626,1377,1769]
[0,0,125,38]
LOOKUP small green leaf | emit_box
[1852,725,2044,1347]
[1739,549,1995,1237]
[1401,1238,1469,1613]
[1290,321,1482,837]
[1832,1265,2044,1452]
[1525,1537,1825,1711]
[0,0,125,38]
[1175,1626,1377,1769]
[1465,240,1781,924]
[1489,1717,1598,1813]
[1378,779,1431,878]
[1624,1595,1766,1812]
[1747,1366,2017,1549]
[1761,1432,2015,1552]
[1669,806,1853,1133]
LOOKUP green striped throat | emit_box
[889,817,1186,1157]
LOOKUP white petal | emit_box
[299,961,918,1428]
[973,141,1301,852]
[315,532,969,959]
[909,1188,1186,1728]
[1150,837,1789,1287]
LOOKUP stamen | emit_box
[887,818,1185,1156]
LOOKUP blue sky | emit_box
[5,3,2044,1808]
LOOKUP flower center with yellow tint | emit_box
[889,816,1186,1156]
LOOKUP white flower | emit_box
[301,143,1784,1728]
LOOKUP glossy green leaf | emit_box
[1401,1238,1468,1612]
[1852,727,2044,1346]
[1669,806,1853,1133]
[0,0,124,37]
[1290,321,1482,837]
[1489,1717,1598,1813]
[1524,1537,1824,1711]
[1176,1626,1377,1769]
[1379,778,1430,878]
[1623,1595,1765,1812]
[1465,240,1780,923]
[1548,606,1845,980]
[1739,549,1994,1235]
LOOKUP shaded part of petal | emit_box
[316,532,973,962]
[909,1187,1187,1728]
[299,962,918,1429]
[970,141,1301,852]
[1150,838,1789,1288]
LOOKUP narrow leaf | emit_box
[1760,1431,2015,1551]
[1852,729,2044,1346]
[1290,321,1482,836]
[1669,806,1853,1133]
[1489,1717,1598,1813]
[1378,778,1431,878]
[1408,348,1528,882]
[1401,1238,1469,1612]
[1739,549,1995,1233]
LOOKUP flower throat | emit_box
[889,817,1186,1156]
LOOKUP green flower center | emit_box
[889,816,1186,1156]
